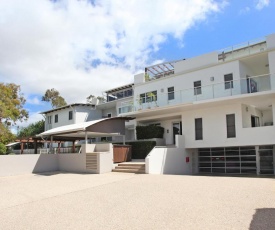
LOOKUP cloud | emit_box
[255,0,270,10]
[0,0,226,107]
[27,96,42,105]
[239,6,251,15]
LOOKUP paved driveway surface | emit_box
[0,172,275,230]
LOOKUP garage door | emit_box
[198,146,256,174]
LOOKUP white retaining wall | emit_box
[0,144,113,177]
[145,135,192,175]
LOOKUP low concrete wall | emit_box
[58,153,86,173]
[145,135,192,175]
[0,144,114,177]
[0,154,58,177]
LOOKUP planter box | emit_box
[113,145,132,163]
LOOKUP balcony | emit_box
[124,74,272,114]
[218,37,266,62]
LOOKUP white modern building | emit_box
[113,33,275,175]
[40,33,275,176]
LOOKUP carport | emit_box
[35,117,134,154]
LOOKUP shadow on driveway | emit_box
[250,208,275,230]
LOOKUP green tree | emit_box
[17,120,45,139]
[0,143,6,155]
[0,83,28,146]
[0,83,28,124]
[42,88,67,108]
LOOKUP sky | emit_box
[0,0,275,131]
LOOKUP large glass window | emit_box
[140,91,157,103]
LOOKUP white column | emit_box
[122,135,125,145]
[85,131,88,144]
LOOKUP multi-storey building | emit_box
[115,33,275,175]
[41,33,275,176]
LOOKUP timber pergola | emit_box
[35,117,134,153]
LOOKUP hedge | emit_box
[114,141,156,159]
[136,125,164,140]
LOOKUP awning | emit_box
[5,142,20,147]
[36,117,134,141]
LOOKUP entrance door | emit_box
[173,122,182,144]
[259,146,274,174]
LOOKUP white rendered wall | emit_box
[181,103,275,148]
[174,52,218,74]
[134,60,241,109]
[0,154,58,176]
[268,51,275,89]
[145,136,192,175]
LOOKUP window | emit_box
[47,116,52,124]
[194,81,202,95]
[195,118,203,140]
[168,87,174,100]
[251,115,260,127]
[226,114,236,138]
[55,114,58,123]
[140,91,157,103]
[224,74,233,89]
[69,111,73,120]
[107,113,112,118]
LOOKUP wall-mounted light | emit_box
[167,129,169,133]
[246,106,248,112]
[210,76,214,81]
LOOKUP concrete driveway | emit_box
[0,172,275,230]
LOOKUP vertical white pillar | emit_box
[85,131,88,144]
[122,135,125,145]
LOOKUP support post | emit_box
[50,136,53,154]
[72,140,75,153]
[58,142,61,154]
[34,140,38,154]
[85,131,88,144]
[122,135,125,145]
[20,142,24,154]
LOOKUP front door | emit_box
[259,146,274,174]
[173,122,182,144]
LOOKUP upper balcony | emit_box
[140,37,268,83]
[119,74,273,114]
[218,37,267,62]
[98,83,134,105]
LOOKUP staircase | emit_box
[112,162,146,174]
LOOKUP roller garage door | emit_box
[198,146,256,174]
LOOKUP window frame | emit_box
[194,81,202,95]
[168,87,175,100]
[68,111,73,120]
[54,114,58,123]
[224,73,233,90]
[226,114,236,138]
[195,118,203,140]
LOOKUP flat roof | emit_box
[40,103,95,114]
[104,83,134,94]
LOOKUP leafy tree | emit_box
[17,120,45,139]
[0,83,28,146]
[0,83,29,125]
[0,143,6,155]
[42,88,67,108]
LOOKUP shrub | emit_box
[114,141,156,159]
[0,143,7,155]
[136,125,164,140]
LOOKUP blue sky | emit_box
[0,0,274,130]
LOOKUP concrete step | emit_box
[112,168,145,174]
[112,162,146,174]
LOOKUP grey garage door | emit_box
[199,146,256,174]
